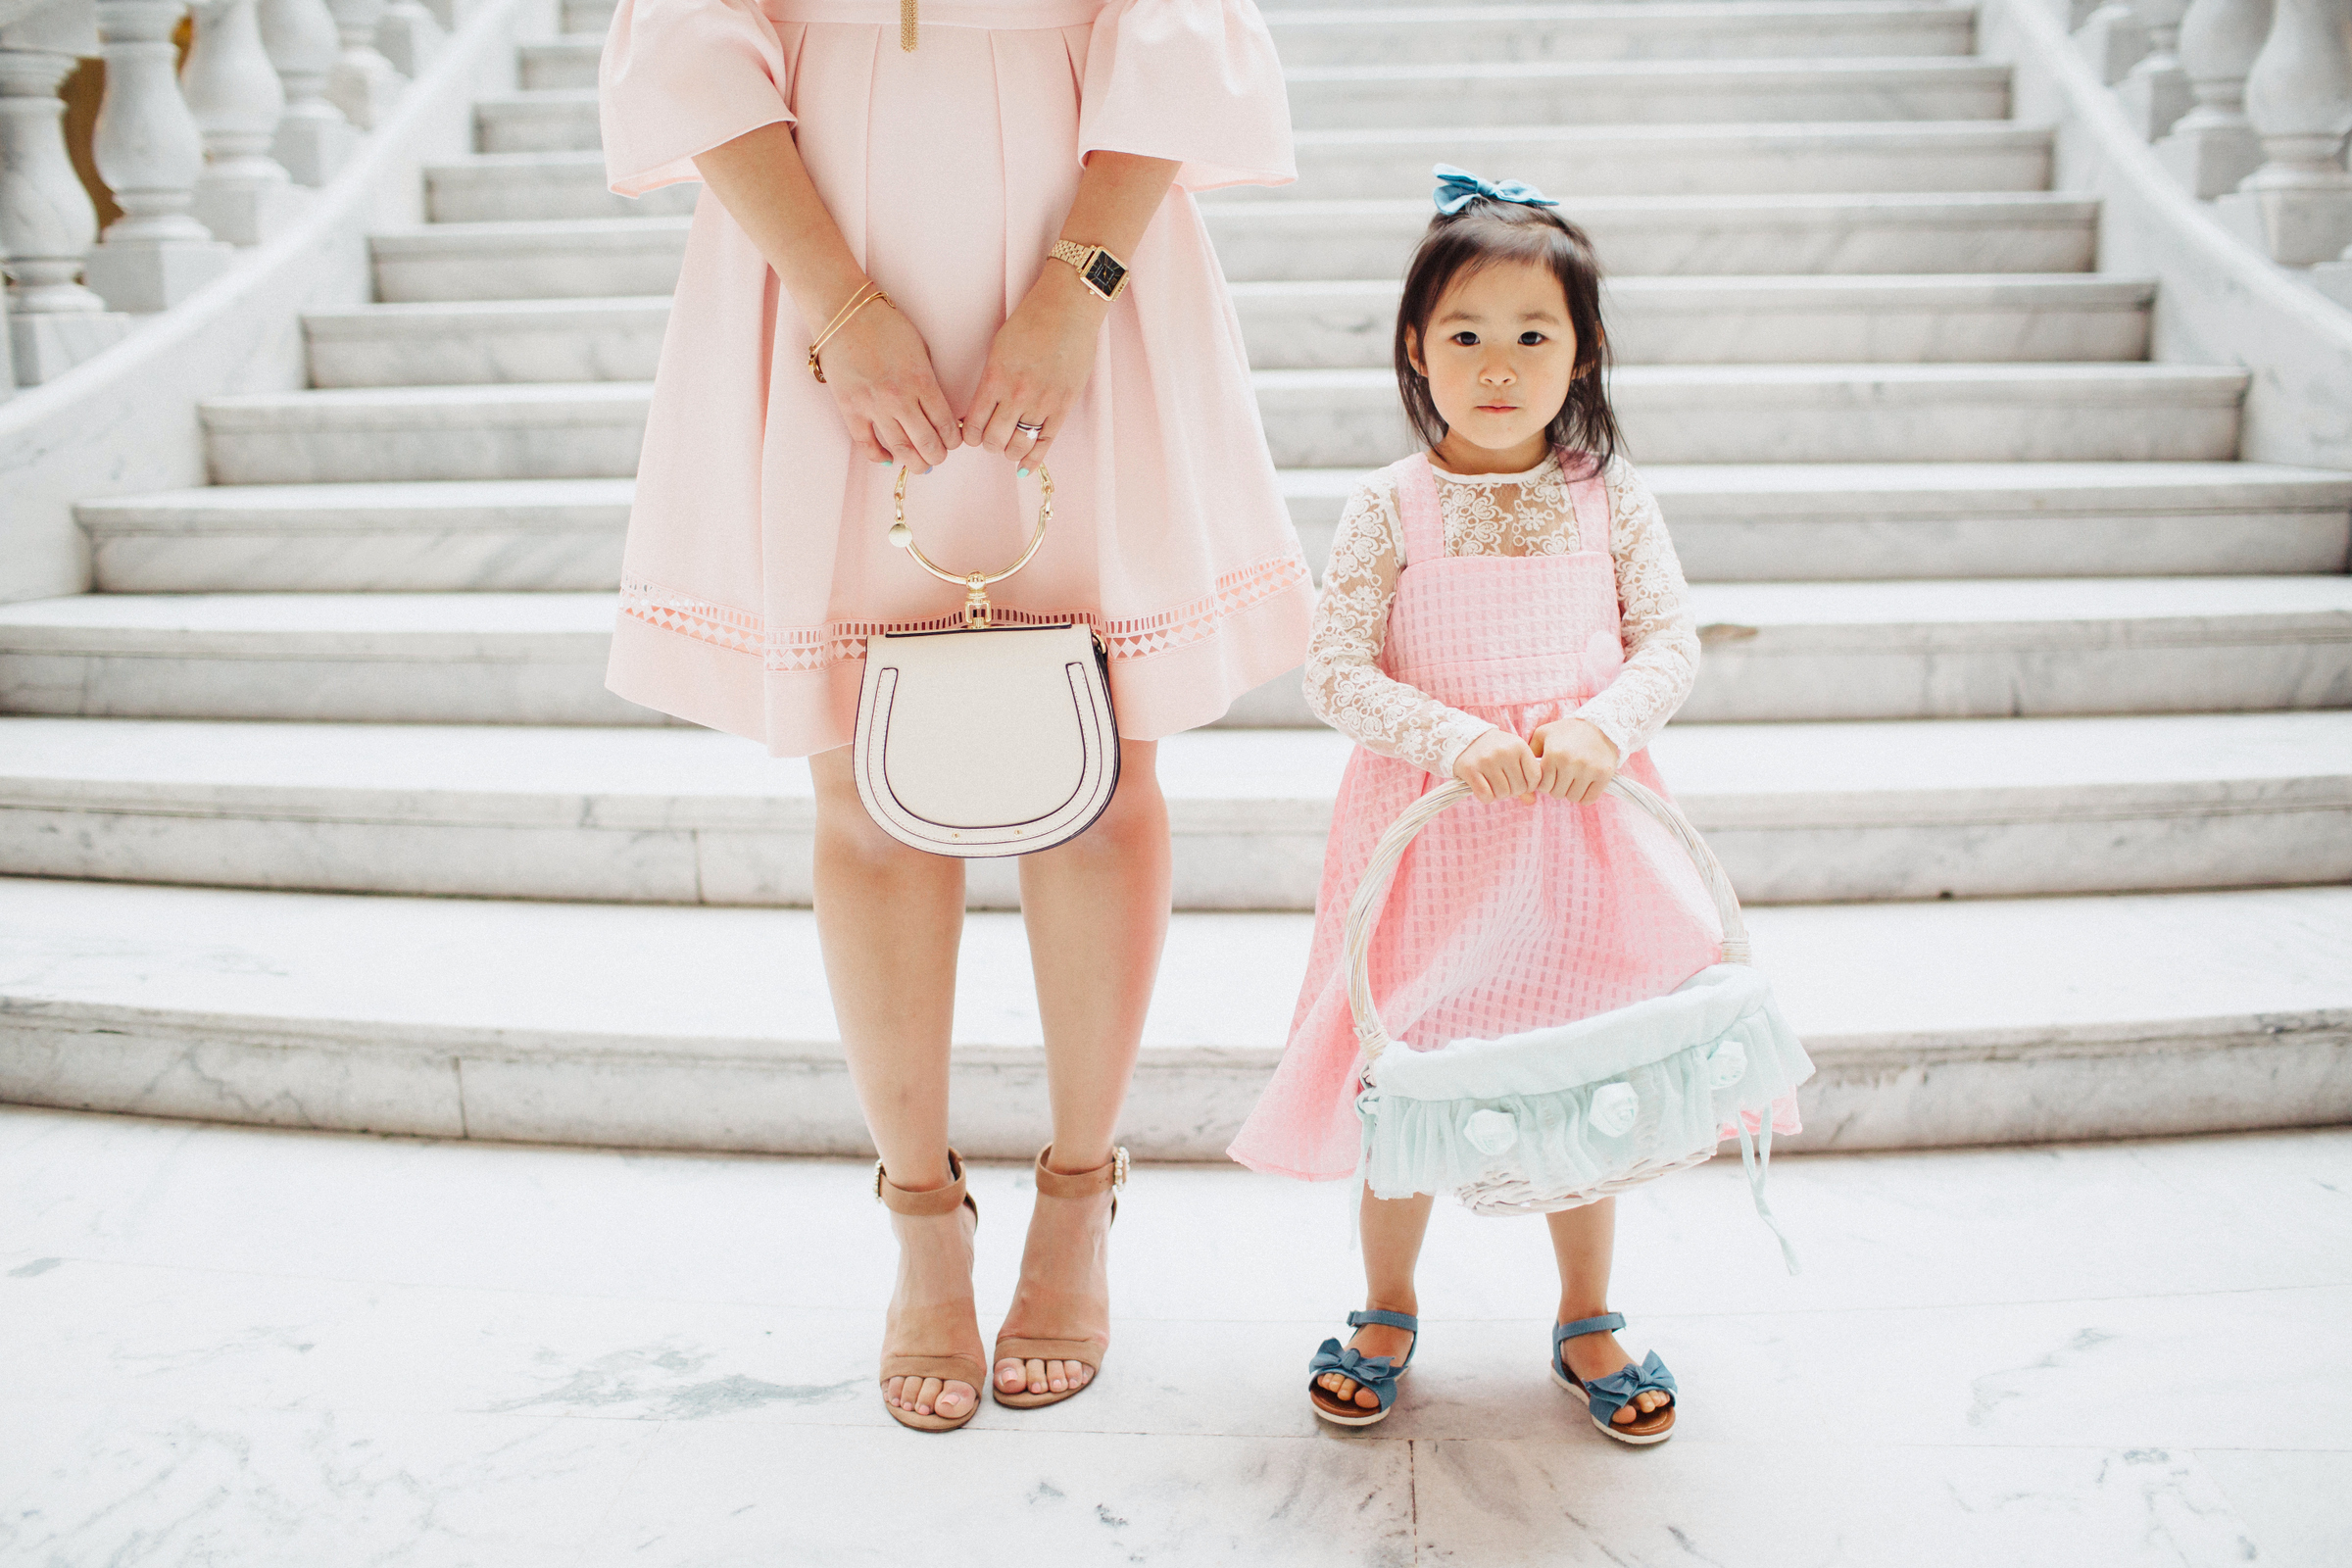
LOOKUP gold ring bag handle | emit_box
[1343,777,1752,1077]
[852,459,1118,860]
[890,463,1053,628]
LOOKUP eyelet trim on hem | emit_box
[619,552,1311,673]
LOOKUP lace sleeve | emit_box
[1573,457,1699,760]
[1302,474,1497,777]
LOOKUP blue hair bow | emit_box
[1432,163,1561,216]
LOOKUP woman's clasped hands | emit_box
[1451,717,1621,805]
[812,256,1107,476]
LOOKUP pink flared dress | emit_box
[1231,451,1796,1184]
[597,0,1314,755]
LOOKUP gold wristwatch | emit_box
[1051,239,1131,301]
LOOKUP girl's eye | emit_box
[1518,331,1547,346]
[1449,331,1479,346]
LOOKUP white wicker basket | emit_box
[1346,777,1812,1254]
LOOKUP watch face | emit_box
[1082,250,1127,297]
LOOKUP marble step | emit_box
[477,60,2015,153]
[197,365,2246,483]
[304,298,671,387]
[4,712,2346,909]
[515,34,599,90]
[423,120,2051,223]
[5,872,2345,1154]
[77,465,2352,596]
[368,195,2100,306]
[303,275,2153,389]
[1237,274,2153,368]
[1245,122,2053,203]
[80,479,636,593]
[1263,364,2245,466]
[546,0,1979,62]
[1257,3,1979,67]
[1207,193,2099,280]
[370,219,692,305]
[6,578,2346,726]
[1287,59,2011,125]
[474,87,600,154]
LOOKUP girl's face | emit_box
[1408,259,1580,466]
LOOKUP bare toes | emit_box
[1355,1385,1380,1409]
[915,1376,944,1416]
[936,1382,971,1415]
[1023,1357,1048,1395]
[997,1358,1026,1391]
[1613,1401,1639,1426]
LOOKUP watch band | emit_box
[1050,239,1131,301]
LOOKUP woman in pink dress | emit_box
[598,0,1312,1432]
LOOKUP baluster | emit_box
[374,0,442,77]
[2075,0,2150,87]
[0,39,134,381]
[260,0,356,185]
[2215,0,2352,265]
[185,0,302,243]
[2118,0,2194,140]
[2155,0,2272,196]
[323,0,403,129]
[81,0,234,311]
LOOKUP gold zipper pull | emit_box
[901,0,916,50]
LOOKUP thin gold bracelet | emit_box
[807,282,890,383]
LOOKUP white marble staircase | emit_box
[3,0,2350,1159]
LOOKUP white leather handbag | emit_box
[853,463,1121,858]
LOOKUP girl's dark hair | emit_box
[1393,196,1621,473]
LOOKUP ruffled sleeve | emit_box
[1078,0,1296,192]
[599,0,795,198]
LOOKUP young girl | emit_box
[1229,166,1795,1443]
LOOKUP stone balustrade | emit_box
[2087,0,2352,296]
[0,0,403,394]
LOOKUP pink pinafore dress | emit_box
[1230,451,1731,1183]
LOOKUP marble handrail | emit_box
[2087,0,2352,285]
[1986,0,2352,467]
[0,0,389,394]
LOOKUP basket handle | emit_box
[1345,775,1751,1070]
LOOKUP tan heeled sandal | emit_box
[991,1144,1127,1409]
[875,1149,987,1434]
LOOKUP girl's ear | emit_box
[1404,323,1425,378]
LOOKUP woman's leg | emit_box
[809,745,983,1422]
[993,738,1170,1396]
[1317,1188,1435,1410]
[1547,1198,1670,1426]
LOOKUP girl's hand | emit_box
[1451,727,1542,804]
[1532,717,1621,804]
[962,262,1108,473]
[814,297,964,470]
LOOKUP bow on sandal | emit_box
[1551,1312,1678,1445]
[1307,1308,1419,1428]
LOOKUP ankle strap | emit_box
[1032,1145,1129,1199]
[875,1149,968,1216]
[1555,1312,1627,1343]
[1348,1308,1419,1333]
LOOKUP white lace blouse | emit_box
[1302,452,1700,777]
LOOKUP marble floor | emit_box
[2,1107,2345,1567]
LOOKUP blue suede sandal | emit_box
[1551,1312,1677,1446]
[1307,1309,1419,1428]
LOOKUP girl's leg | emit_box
[809,746,982,1423]
[1318,1188,1435,1410]
[1547,1197,1671,1426]
[994,738,1171,1397]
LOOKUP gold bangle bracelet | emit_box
[807,282,891,383]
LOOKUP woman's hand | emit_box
[1531,716,1621,804]
[962,263,1106,473]
[1451,727,1542,804]
[813,295,964,470]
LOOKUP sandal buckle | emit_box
[1111,1146,1129,1191]
[872,1158,886,1203]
